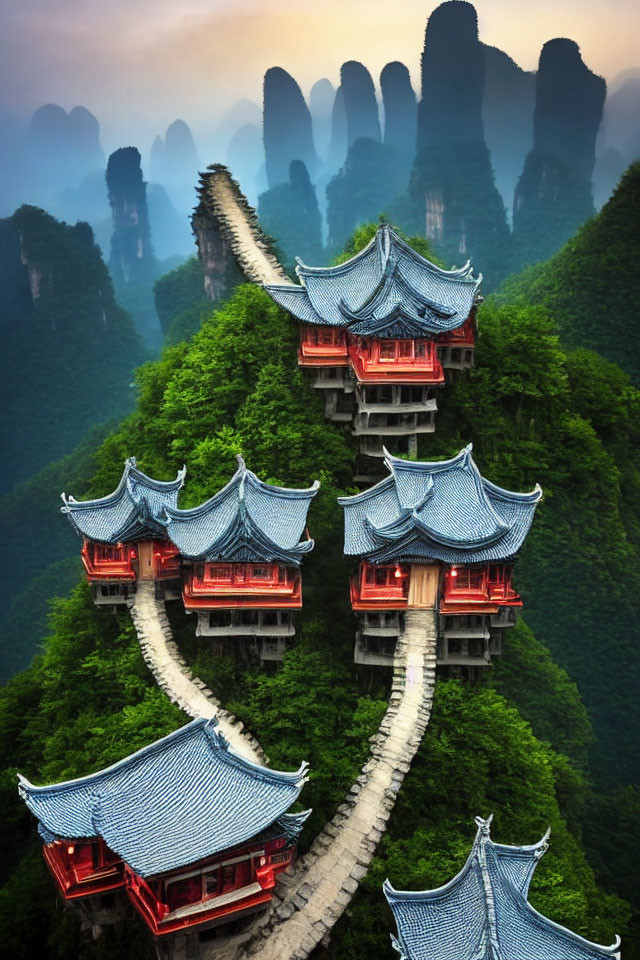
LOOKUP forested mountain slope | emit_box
[0,227,638,957]
[0,206,147,495]
[500,159,640,383]
[0,426,110,680]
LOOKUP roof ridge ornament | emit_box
[379,222,392,270]
[474,813,494,835]
[475,835,503,960]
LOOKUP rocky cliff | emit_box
[309,78,336,161]
[259,160,323,266]
[106,146,161,343]
[512,39,606,268]
[24,104,105,207]
[481,44,535,219]
[326,85,348,175]
[411,0,509,287]
[263,67,318,188]
[381,61,417,181]
[341,61,381,149]
[150,119,200,190]
[192,164,286,304]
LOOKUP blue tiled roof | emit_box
[164,456,319,565]
[338,445,541,564]
[264,224,482,339]
[18,718,309,879]
[384,816,621,960]
[61,458,186,544]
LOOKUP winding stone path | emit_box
[211,608,438,960]
[136,173,438,958]
[201,165,288,286]
[128,582,266,765]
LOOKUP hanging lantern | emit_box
[394,565,403,579]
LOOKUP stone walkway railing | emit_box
[211,608,438,960]
[128,581,266,765]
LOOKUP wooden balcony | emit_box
[81,540,135,581]
[298,326,349,367]
[182,563,302,611]
[82,539,180,583]
[349,338,445,384]
[350,562,409,611]
[125,839,295,937]
[440,564,521,614]
[43,839,124,900]
[153,542,182,581]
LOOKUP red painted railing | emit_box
[153,542,181,580]
[349,338,445,384]
[82,539,181,582]
[81,540,136,581]
[350,562,410,611]
[182,563,302,611]
[299,325,349,366]
[125,840,296,936]
[43,839,124,900]
[441,563,520,613]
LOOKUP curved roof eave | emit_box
[17,719,308,801]
[61,458,186,513]
[384,444,473,477]
[163,458,320,524]
[294,230,380,280]
[387,226,480,282]
[482,476,543,505]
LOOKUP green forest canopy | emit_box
[0,216,639,957]
[499,160,640,384]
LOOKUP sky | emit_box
[2,0,639,155]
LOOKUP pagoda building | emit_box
[62,456,319,662]
[338,445,541,670]
[164,456,319,661]
[18,718,309,939]
[264,224,482,471]
[383,815,621,960]
[61,457,185,606]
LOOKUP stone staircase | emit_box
[210,608,438,960]
[128,581,266,765]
